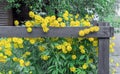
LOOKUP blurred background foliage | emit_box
[1,0,116,18]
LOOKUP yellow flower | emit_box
[80,49,85,54]
[0,47,2,51]
[63,11,69,18]
[30,71,32,74]
[56,45,62,50]
[29,39,36,44]
[29,11,35,18]
[83,21,91,26]
[25,61,30,66]
[35,15,43,21]
[70,18,73,21]
[38,46,45,51]
[79,45,84,49]
[112,36,115,40]
[109,44,113,49]
[110,58,114,63]
[75,20,80,26]
[63,42,69,46]
[41,55,50,61]
[43,27,49,32]
[51,15,56,20]
[67,46,72,52]
[5,43,11,48]
[72,55,77,60]
[53,20,60,27]
[110,48,114,53]
[0,53,7,63]
[4,49,12,56]
[25,52,31,56]
[70,66,76,72]
[17,38,23,44]
[88,37,94,42]
[19,44,24,48]
[14,20,19,26]
[111,42,115,46]
[89,27,94,32]
[8,70,12,74]
[25,21,33,27]
[62,48,67,54]
[19,59,25,67]
[57,17,62,22]
[13,57,19,62]
[0,59,7,63]
[116,63,119,67]
[85,15,89,18]
[94,26,100,32]
[89,59,93,63]
[93,41,98,46]
[63,16,69,21]
[75,14,79,19]
[70,21,75,26]
[60,22,66,27]
[83,29,90,34]
[82,63,88,69]
[27,27,32,32]
[79,30,85,36]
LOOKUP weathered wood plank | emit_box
[0,19,8,23]
[0,26,114,37]
[98,38,109,74]
[0,13,8,18]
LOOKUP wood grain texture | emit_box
[0,1,13,26]
[98,38,109,74]
[0,26,114,37]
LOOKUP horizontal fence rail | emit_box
[0,26,114,38]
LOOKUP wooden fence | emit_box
[0,22,114,74]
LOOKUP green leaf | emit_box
[52,70,58,74]
[60,54,66,60]
[79,55,85,60]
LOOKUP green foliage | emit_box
[0,37,98,74]
[0,0,116,17]
[104,15,120,33]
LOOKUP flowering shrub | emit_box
[0,37,98,74]
[0,11,99,74]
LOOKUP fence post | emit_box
[97,22,113,74]
[98,38,109,74]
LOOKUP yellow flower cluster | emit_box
[22,51,31,57]
[56,41,72,54]
[12,57,20,62]
[0,38,13,63]
[0,53,7,63]
[0,37,98,73]
[0,37,33,69]
[12,57,30,67]
[13,10,95,34]
[109,41,115,53]
[19,59,30,67]
[12,37,24,48]
[79,45,85,54]
[79,26,100,36]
